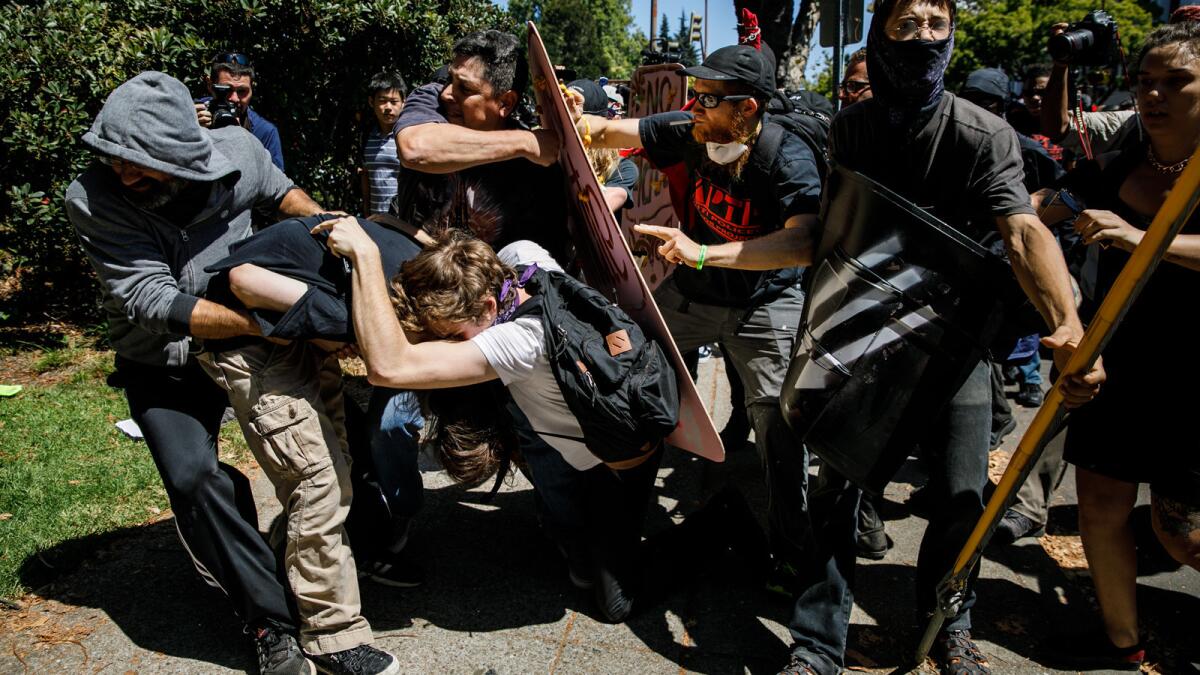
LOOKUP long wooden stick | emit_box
[914,143,1200,665]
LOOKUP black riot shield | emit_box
[781,166,1024,494]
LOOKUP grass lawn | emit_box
[0,339,251,599]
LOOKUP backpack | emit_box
[510,266,679,465]
[751,89,833,180]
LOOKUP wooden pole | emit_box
[913,141,1200,664]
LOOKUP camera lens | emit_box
[1049,28,1096,62]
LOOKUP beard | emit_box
[122,175,187,209]
[693,108,761,179]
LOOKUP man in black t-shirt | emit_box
[781,2,1104,675]
[571,44,822,573]
[392,30,569,261]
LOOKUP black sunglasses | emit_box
[212,52,252,66]
[839,80,870,95]
[694,93,753,109]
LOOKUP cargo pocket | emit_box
[248,394,333,480]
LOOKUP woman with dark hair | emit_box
[1050,22,1200,670]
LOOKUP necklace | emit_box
[1147,145,1189,174]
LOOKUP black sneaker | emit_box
[309,644,399,675]
[777,652,822,675]
[989,415,1017,449]
[931,630,991,675]
[1015,382,1044,408]
[991,510,1045,547]
[358,550,425,588]
[249,621,314,675]
[593,565,634,623]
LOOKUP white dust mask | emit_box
[705,141,749,165]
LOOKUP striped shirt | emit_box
[362,128,402,215]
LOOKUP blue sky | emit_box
[493,0,871,81]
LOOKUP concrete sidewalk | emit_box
[1,356,1196,674]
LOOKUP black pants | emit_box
[117,357,295,629]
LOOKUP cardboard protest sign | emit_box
[527,22,723,462]
[623,64,688,291]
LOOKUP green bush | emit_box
[0,0,509,320]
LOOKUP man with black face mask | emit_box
[779,2,1104,674]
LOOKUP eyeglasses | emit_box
[694,93,754,109]
[212,52,252,66]
[839,80,871,95]
[889,17,952,41]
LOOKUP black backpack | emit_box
[751,89,833,180]
[509,266,679,464]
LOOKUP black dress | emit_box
[1061,144,1200,505]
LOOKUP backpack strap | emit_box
[749,120,788,176]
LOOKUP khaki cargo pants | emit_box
[199,340,373,655]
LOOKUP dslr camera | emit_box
[1049,10,1119,66]
[207,83,243,129]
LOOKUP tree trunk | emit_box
[782,0,819,90]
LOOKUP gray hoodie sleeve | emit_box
[66,185,197,336]
[216,127,295,213]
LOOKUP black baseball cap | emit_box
[681,45,775,98]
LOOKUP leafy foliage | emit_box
[0,0,507,319]
[507,0,645,79]
[949,0,1157,88]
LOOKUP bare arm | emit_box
[1075,209,1200,272]
[998,212,1105,406]
[577,114,643,150]
[187,298,262,339]
[635,213,816,271]
[396,123,559,174]
[1042,63,1071,142]
[278,188,325,218]
[1041,24,1072,142]
[603,186,629,213]
[311,217,499,389]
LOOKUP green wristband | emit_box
[696,244,708,270]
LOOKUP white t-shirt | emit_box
[470,241,600,471]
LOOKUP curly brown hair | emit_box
[390,229,519,338]
[390,230,523,485]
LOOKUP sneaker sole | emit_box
[313,654,400,675]
[363,571,424,588]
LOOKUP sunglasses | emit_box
[839,80,871,95]
[212,52,252,66]
[694,93,753,109]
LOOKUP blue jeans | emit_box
[788,360,992,673]
[1016,350,1042,386]
[365,388,425,522]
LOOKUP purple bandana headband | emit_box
[494,264,539,325]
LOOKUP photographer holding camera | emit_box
[194,52,286,170]
[1040,10,1139,159]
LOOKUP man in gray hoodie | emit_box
[66,72,396,675]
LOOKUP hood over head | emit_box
[82,71,236,182]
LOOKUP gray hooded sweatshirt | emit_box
[66,71,295,367]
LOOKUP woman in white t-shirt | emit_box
[311,218,669,622]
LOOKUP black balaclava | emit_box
[866,0,957,127]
